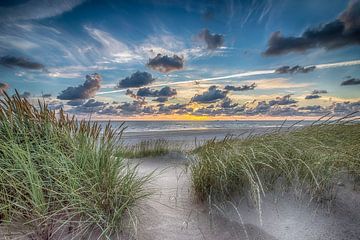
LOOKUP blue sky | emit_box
[0,0,359,119]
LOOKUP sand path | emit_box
[134,155,277,240]
[133,154,360,240]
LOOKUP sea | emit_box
[96,120,315,145]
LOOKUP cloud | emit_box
[198,29,224,50]
[0,0,86,22]
[58,73,101,100]
[147,54,184,73]
[0,82,9,95]
[71,99,108,113]
[85,26,140,63]
[0,56,45,71]
[158,103,190,114]
[67,99,86,106]
[153,97,169,102]
[224,83,256,91]
[312,89,328,94]
[191,85,227,103]
[305,94,321,100]
[341,77,360,85]
[263,0,360,55]
[275,65,316,74]
[136,86,177,98]
[118,100,155,115]
[331,101,360,115]
[218,97,238,108]
[269,94,297,106]
[116,71,155,88]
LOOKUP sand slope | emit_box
[134,155,360,240]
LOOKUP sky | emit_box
[0,0,359,120]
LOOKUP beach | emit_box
[113,120,311,146]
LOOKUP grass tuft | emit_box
[120,139,174,158]
[0,91,152,239]
[191,115,360,204]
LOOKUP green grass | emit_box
[191,116,360,204]
[120,139,175,158]
[0,92,152,239]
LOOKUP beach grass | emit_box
[0,92,152,239]
[120,139,175,158]
[190,115,360,204]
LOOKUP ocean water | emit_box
[99,120,314,133]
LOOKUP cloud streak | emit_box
[97,60,360,95]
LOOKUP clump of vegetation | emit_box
[0,92,152,239]
[191,115,360,204]
[120,139,175,158]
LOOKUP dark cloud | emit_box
[0,82,9,95]
[0,56,45,71]
[244,101,270,115]
[298,105,322,111]
[341,77,360,85]
[312,89,328,94]
[99,106,119,115]
[263,0,360,56]
[58,73,101,100]
[147,54,184,73]
[125,89,144,100]
[269,94,297,106]
[275,65,316,74]
[305,94,321,100]
[71,99,108,113]
[118,100,155,115]
[224,83,256,91]
[191,85,227,103]
[153,97,168,102]
[218,97,238,108]
[158,103,191,114]
[331,101,360,115]
[117,71,155,88]
[198,29,224,50]
[136,86,177,98]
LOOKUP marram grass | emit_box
[191,115,360,204]
[0,92,152,239]
[120,139,174,159]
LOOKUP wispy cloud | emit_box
[0,0,86,22]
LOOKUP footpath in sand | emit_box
[133,154,360,240]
